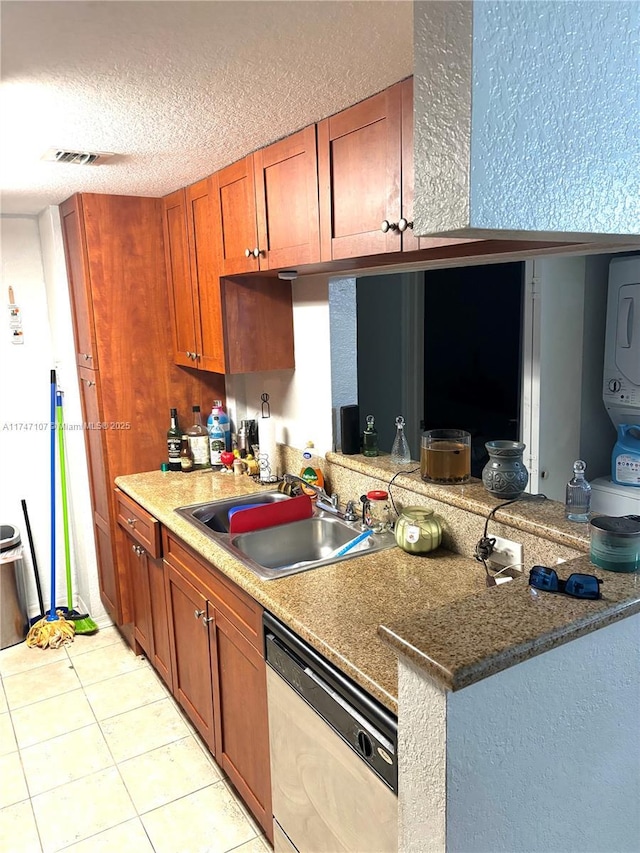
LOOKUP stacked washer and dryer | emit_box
[593,255,640,515]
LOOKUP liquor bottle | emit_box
[179,436,194,472]
[207,400,231,452]
[362,414,379,457]
[565,459,591,522]
[187,405,210,470]
[209,415,225,468]
[166,408,182,472]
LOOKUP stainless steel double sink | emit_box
[175,490,396,580]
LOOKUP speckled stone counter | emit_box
[115,461,640,708]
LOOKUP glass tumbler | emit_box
[420,429,471,484]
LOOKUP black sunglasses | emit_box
[529,566,603,600]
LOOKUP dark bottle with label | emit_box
[180,436,194,472]
[167,408,182,472]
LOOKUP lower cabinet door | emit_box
[126,538,153,657]
[210,609,273,841]
[148,554,173,691]
[165,563,216,753]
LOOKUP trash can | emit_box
[0,525,27,649]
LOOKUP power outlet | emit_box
[488,535,524,572]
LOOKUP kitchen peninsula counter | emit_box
[115,468,640,711]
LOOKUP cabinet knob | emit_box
[83,353,92,361]
[126,517,136,527]
[245,248,252,258]
[381,220,399,233]
[203,615,214,626]
[132,544,144,556]
[194,609,205,620]
[397,218,413,233]
[191,353,199,360]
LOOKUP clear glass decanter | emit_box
[390,415,411,465]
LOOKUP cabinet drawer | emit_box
[162,529,262,651]
[115,489,161,558]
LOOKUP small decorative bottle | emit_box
[362,415,379,457]
[179,436,194,472]
[565,459,591,522]
[390,415,411,465]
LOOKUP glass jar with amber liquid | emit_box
[420,429,471,484]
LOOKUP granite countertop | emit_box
[115,468,640,710]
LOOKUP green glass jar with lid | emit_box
[395,506,442,555]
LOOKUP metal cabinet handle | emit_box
[397,218,413,232]
[83,353,92,361]
[381,220,399,233]
[192,353,199,360]
[245,247,261,258]
[245,248,252,258]
[126,517,136,527]
[203,615,214,625]
[132,544,144,556]
[194,609,205,619]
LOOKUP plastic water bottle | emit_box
[209,416,225,468]
[207,401,230,451]
[565,460,591,522]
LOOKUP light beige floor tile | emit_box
[0,751,29,809]
[0,712,17,756]
[99,697,189,763]
[0,641,68,678]
[0,799,42,853]
[3,659,80,710]
[11,689,96,749]
[21,723,114,797]
[0,681,7,714]
[84,665,168,721]
[31,766,136,853]
[118,735,222,814]
[141,782,257,853]
[69,642,147,687]
[65,626,125,658]
[231,836,272,853]
[56,817,154,852]
[225,779,264,839]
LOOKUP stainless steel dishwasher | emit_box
[264,612,398,853]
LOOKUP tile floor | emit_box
[0,627,273,853]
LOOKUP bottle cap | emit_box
[160,462,169,472]
[367,490,388,500]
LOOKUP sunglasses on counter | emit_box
[529,566,603,600]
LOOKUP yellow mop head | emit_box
[26,612,75,649]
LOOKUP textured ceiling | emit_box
[0,0,413,215]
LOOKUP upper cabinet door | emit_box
[60,195,99,369]
[213,157,261,275]
[318,82,403,261]
[185,178,227,373]
[163,189,199,368]
[253,126,320,269]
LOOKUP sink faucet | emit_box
[282,474,358,522]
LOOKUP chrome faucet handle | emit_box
[343,500,358,522]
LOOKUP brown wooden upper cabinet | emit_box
[164,180,295,375]
[214,126,320,274]
[163,181,229,373]
[318,77,461,259]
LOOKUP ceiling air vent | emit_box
[41,148,115,165]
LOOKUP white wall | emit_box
[0,213,106,626]
[398,613,640,853]
[0,216,56,617]
[225,273,334,457]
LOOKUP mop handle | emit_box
[57,392,73,610]
[48,370,57,621]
